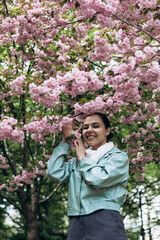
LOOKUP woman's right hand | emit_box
[62,119,75,142]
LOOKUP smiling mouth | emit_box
[86,136,96,140]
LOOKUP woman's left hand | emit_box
[74,139,86,162]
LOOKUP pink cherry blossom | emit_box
[9,75,26,95]
[0,117,24,143]
[0,155,9,169]
[38,161,46,168]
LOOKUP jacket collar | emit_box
[98,146,122,161]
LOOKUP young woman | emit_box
[47,113,129,240]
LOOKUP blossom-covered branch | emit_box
[112,13,160,44]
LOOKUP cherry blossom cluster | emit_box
[0,117,24,143]
[29,79,60,108]
[135,61,160,90]
[0,162,46,191]
[29,68,104,105]
[73,0,160,41]
[24,116,74,141]
[74,96,106,115]
[123,123,159,177]
[57,68,104,97]
[24,116,59,141]
[130,151,154,182]
[77,0,119,22]
[74,94,128,116]
[0,92,11,100]
[0,155,9,170]
[9,75,26,95]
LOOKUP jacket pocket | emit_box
[89,198,110,204]
[89,186,117,203]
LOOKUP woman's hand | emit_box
[62,119,75,142]
[74,139,86,162]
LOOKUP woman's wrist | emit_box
[62,136,67,142]
[77,154,86,162]
[62,135,73,142]
[62,133,76,143]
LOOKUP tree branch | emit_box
[0,192,23,214]
[27,62,36,75]
[39,181,62,204]
[60,96,76,104]
[0,80,18,118]
[4,208,24,227]
[25,135,35,162]
[12,41,19,74]
[0,141,17,175]
[46,19,83,30]
[3,0,8,15]
[127,179,160,202]
[112,14,160,44]
[88,59,103,69]
[133,44,160,47]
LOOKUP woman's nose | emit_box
[86,126,93,132]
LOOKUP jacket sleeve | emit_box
[79,151,129,189]
[46,141,71,182]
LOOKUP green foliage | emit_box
[126,230,140,240]
[38,182,68,240]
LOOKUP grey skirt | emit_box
[67,209,127,240]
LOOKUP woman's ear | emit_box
[105,127,110,137]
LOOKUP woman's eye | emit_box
[93,125,99,128]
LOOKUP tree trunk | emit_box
[147,205,152,240]
[26,183,39,240]
[27,213,39,240]
[17,183,40,240]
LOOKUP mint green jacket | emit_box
[47,141,129,216]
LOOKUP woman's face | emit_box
[82,115,110,150]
